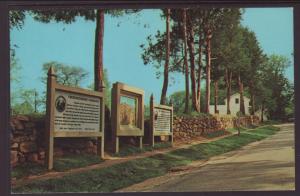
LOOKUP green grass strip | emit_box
[12,154,103,179]
[115,142,172,157]
[13,125,280,193]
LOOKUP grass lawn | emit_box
[12,154,103,179]
[114,142,172,157]
[202,130,230,139]
[13,125,280,193]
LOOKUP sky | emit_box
[10,8,294,104]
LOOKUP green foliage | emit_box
[169,91,186,114]
[13,125,279,193]
[11,89,43,115]
[9,10,26,29]
[30,9,140,24]
[10,49,21,85]
[12,101,34,115]
[256,55,293,121]
[87,68,111,108]
[42,61,89,87]
[209,80,227,105]
[169,90,209,115]
[140,24,184,78]
[10,49,22,107]
[10,51,43,115]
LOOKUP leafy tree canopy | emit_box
[41,61,89,87]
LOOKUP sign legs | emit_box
[169,135,173,147]
[139,136,143,149]
[151,135,155,148]
[97,136,105,159]
[114,136,119,154]
[46,136,54,170]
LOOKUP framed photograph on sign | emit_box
[111,82,144,153]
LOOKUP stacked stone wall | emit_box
[173,115,260,141]
[10,115,259,166]
[10,115,98,167]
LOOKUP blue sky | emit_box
[10,8,294,104]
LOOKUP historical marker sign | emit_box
[149,94,173,147]
[111,82,144,153]
[45,67,104,170]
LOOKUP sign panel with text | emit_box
[54,90,101,132]
[154,108,172,132]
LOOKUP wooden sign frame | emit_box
[149,95,173,147]
[45,67,105,170]
[111,82,144,153]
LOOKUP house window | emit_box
[235,98,239,104]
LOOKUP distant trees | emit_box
[169,91,186,114]
[11,61,90,115]
[10,47,44,115]
[87,69,111,108]
[141,8,293,121]
[41,61,89,87]
[258,55,292,121]
[11,89,42,115]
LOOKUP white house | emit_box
[209,93,267,121]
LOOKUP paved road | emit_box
[122,124,295,192]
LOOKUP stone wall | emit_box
[173,115,260,141]
[10,114,259,167]
[10,115,98,167]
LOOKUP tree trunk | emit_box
[205,30,212,114]
[238,73,245,115]
[196,36,202,112]
[214,80,218,114]
[160,9,171,105]
[187,17,198,112]
[34,90,37,113]
[250,82,255,115]
[94,9,105,92]
[261,102,264,122]
[251,93,255,115]
[182,9,189,114]
[225,68,232,115]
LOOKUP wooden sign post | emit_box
[45,67,105,170]
[149,94,173,147]
[111,82,144,153]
